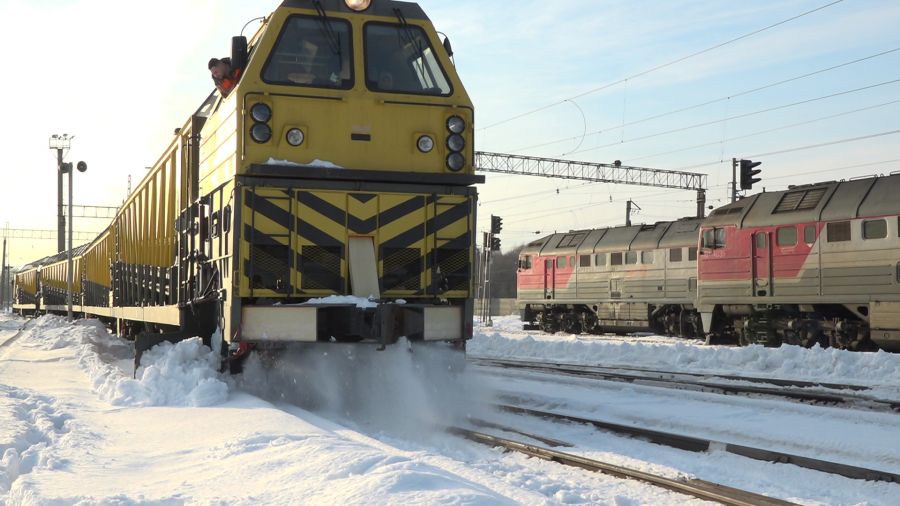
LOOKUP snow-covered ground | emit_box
[0,313,707,505]
[2,311,899,505]
[471,315,900,401]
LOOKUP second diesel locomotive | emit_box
[518,174,900,352]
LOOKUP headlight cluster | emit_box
[249,103,272,143]
[445,115,466,171]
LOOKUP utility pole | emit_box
[479,231,491,325]
[731,157,738,204]
[696,189,706,218]
[1,238,6,310]
[49,134,73,253]
[61,160,88,321]
[625,200,640,227]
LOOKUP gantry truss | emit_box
[474,151,707,190]
[62,205,119,219]
[2,228,96,242]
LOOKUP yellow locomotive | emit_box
[15,0,480,367]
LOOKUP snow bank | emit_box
[471,316,900,387]
[18,316,228,407]
[117,338,229,407]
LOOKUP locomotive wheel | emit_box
[783,331,801,347]
[562,314,582,335]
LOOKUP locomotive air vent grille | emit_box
[558,233,586,248]
[774,188,827,213]
[436,248,469,291]
[300,246,342,291]
[383,248,422,291]
[251,244,291,291]
[711,207,743,216]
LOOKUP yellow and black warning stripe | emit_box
[240,186,473,298]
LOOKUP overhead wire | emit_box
[510,46,900,154]
[568,78,900,157]
[626,98,900,163]
[677,129,900,170]
[480,0,846,132]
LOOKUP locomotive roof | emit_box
[280,0,429,20]
[520,217,703,256]
[703,173,900,228]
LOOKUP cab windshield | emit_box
[262,15,353,89]
[365,23,452,96]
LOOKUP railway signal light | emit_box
[490,236,501,251]
[490,215,503,234]
[740,159,762,190]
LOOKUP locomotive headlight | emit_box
[447,152,465,172]
[344,0,371,11]
[447,133,465,152]
[417,135,435,153]
[250,123,272,143]
[447,115,466,134]
[250,103,272,123]
[286,128,305,146]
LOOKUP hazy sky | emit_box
[1,0,898,264]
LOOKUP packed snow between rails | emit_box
[470,315,900,401]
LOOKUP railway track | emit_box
[471,357,900,412]
[494,403,900,484]
[0,320,29,349]
[451,426,796,506]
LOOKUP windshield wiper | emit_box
[393,8,438,89]
[313,1,343,85]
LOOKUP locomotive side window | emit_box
[625,251,638,265]
[557,257,567,268]
[579,255,591,267]
[804,225,816,244]
[641,251,654,264]
[519,255,532,269]
[702,228,726,248]
[863,219,887,239]
[688,247,698,261]
[827,221,851,242]
[776,227,797,246]
[595,253,606,266]
[365,23,452,96]
[610,252,623,265]
[756,233,766,249]
[669,248,682,262]
[263,16,354,89]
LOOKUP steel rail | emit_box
[0,320,29,348]
[451,426,796,506]
[471,357,900,412]
[497,404,900,484]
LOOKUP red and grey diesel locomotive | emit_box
[517,174,900,352]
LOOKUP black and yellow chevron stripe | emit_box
[239,187,472,298]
